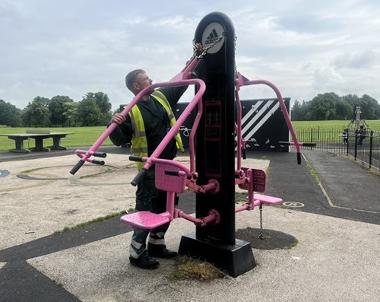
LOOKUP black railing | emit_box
[296,127,380,171]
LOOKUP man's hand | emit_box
[112,113,126,125]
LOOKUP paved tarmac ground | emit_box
[0,148,379,302]
[260,150,380,225]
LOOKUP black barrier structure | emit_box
[175,98,290,151]
[178,12,256,277]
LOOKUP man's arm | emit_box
[108,114,133,146]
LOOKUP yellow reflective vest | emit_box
[129,90,184,170]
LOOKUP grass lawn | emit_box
[1,120,379,152]
[0,126,113,152]
[292,120,380,131]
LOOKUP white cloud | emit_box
[334,50,377,69]
[1,0,380,110]
[312,67,345,92]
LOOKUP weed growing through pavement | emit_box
[172,256,225,281]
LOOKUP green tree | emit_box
[77,92,112,126]
[335,100,352,120]
[291,93,379,121]
[308,93,340,120]
[48,95,75,126]
[0,99,22,126]
[342,94,380,119]
[342,94,360,107]
[76,98,102,126]
[94,92,112,112]
[291,100,302,120]
[62,101,78,126]
[22,97,50,127]
[360,94,379,119]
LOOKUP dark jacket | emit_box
[109,86,187,159]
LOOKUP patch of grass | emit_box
[172,256,225,281]
[293,120,380,131]
[302,155,321,184]
[235,192,248,203]
[56,210,128,233]
[126,207,135,213]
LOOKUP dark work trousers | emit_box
[130,168,171,259]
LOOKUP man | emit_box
[110,69,187,269]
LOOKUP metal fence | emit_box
[295,127,380,171]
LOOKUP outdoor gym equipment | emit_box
[70,12,308,277]
[346,106,369,132]
[341,106,370,145]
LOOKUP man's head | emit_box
[125,69,152,95]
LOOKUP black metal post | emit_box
[369,130,373,168]
[310,128,313,150]
[354,130,358,160]
[317,126,320,142]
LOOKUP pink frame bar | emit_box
[136,156,219,226]
[235,88,244,171]
[143,79,206,172]
[235,73,301,170]
[148,157,192,176]
[75,79,205,166]
[170,55,200,82]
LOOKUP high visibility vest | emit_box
[129,90,184,170]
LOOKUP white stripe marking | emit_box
[241,101,263,124]
[243,103,280,140]
[242,101,274,137]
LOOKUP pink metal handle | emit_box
[235,73,302,166]
[148,157,191,175]
[71,78,205,175]
[143,79,206,171]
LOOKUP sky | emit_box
[1,0,380,110]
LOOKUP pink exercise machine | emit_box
[70,12,310,277]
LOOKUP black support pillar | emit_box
[178,12,255,277]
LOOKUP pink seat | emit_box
[253,194,283,206]
[120,211,170,230]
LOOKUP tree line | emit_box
[1,91,379,127]
[0,92,112,127]
[291,93,380,121]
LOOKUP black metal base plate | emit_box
[178,233,256,277]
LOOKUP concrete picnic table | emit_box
[0,132,72,153]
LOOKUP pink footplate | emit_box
[155,162,186,193]
[120,211,170,230]
[253,194,283,205]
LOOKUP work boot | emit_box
[148,243,178,259]
[129,251,159,269]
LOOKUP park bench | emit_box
[0,130,71,153]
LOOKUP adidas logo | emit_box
[204,28,219,46]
